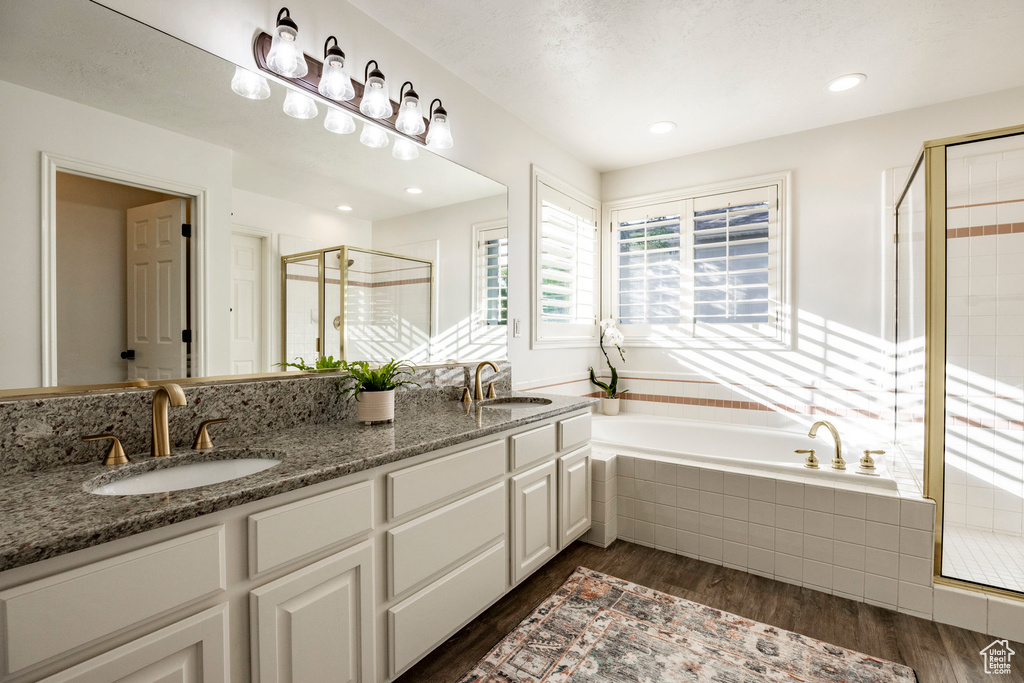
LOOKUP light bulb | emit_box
[266,9,307,78]
[318,37,355,101]
[231,66,270,100]
[426,100,453,149]
[283,89,318,119]
[359,122,389,148]
[392,137,419,161]
[395,82,426,135]
[324,107,356,134]
[359,61,393,119]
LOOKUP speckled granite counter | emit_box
[0,393,595,572]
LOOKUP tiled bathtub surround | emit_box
[0,362,511,474]
[605,451,937,618]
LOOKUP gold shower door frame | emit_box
[281,246,435,364]
[900,123,1024,601]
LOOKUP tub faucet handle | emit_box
[860,449,884,471]
[796,448,819,469]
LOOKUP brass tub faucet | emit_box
[152,383,187,457]
[808,420,844,470]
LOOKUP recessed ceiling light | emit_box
[336,205,353,211]
[648,121,676,135]
[405,187,423,194]
[826,73,866,92]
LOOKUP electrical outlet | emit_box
[512,319,522,337]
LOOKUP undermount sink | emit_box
[477,397,553,409]
[89,456,282,496]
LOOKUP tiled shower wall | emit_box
[945,136,1024,537]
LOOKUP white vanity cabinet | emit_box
[0,407,593,683]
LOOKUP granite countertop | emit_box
[0,393,596,572]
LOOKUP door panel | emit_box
[559,446,592,548]
[511,460,557,585]
[230,232,264,374]
[126,199,187,380]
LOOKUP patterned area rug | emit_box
[459,567,917,682]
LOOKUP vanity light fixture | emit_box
[648,121,676,134]
[283,89,318,119]
[395,82,426,135]
[318,37,355,101]
[827,73,866,92]
[230,66,270,100]
[425,99,453,149]
[405,187,423,194]
[392,137,419,161]
[324,107,356,134]
[359,60,393,119]
[266,8,308,79]
[359,121,389,148]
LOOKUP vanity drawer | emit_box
[0,526,225,677]
[387,483,505,599]
[248,481,373,578]
[558,413,591,451]
[388,439,505,520]
[388,541,506,677]
[509,423,556,470]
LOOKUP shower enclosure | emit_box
[895,124,1024,597]
[281,246,433,366]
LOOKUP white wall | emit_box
[55,174,176,386]
[599,86,1024,441]
[95,0,602,387]
[0,79,234,390]
[372,194,507,361]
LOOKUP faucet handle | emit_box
[83,434,128,466]
[461,387,473,404]
[193,418,229,450]
[860,449,884,471]
[795,448,819,469]
[486,382,498,399]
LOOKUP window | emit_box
[607,174,788,345]
[532,167,600,347]
[473,222,508,328]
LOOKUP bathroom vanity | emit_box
[0,389,595,682]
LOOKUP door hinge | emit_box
[181,223,192,238]
[181,329,193,344]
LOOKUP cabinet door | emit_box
[250,540,374,683]
[511,460,558,585]
[559,446,592,548]
[40,604,229,683]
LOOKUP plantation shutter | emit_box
[613,201,683,327]
[476,226,508,326]
[536,181,599,341]
[691,185,779,337]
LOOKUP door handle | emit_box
[120,350,136,360]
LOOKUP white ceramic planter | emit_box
[356,389,395,424]
[601,397,620,416]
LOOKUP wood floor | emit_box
[396,540,1024,683]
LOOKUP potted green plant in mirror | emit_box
[589,318,628,416]
[275,355,344,372]
[336,359,419,424]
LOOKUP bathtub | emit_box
[591,415,898,491]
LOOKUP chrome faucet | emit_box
[152,383,187,457]
[808,420,845,470]
[474,361,499,400]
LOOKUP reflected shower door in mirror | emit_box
[0,0,507,394]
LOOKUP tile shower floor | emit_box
[943,524,1024,593]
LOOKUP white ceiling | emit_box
[0,0,505,221]
[348,0,1024,172]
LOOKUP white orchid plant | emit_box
[589,318,628,399]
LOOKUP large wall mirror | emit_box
[0,0,508,394]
